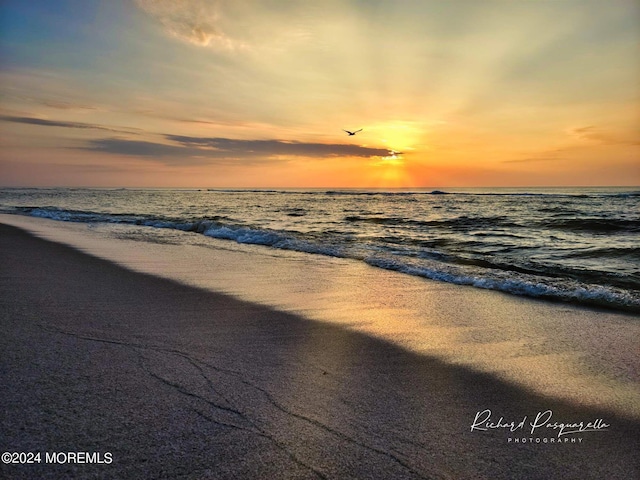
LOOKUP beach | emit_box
[1,220,639,479]
[3,0,639,476]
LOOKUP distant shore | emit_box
[1,222,639,479]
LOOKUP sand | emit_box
[1,223,639,479]
[3,213,640,422]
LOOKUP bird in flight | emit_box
[343,129,362,136]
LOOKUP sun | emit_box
[362,121,426,188]
[376,151,404,165]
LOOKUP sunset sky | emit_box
[1,0,638,188]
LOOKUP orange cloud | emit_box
[569,126,640,146]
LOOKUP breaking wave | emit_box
[3,202,638,313]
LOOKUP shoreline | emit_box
[2,213,640,421]
[1,223,639,479]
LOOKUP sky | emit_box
[0,0,638,188]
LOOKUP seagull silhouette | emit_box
[343,129,362,136]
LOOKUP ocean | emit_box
[1,187,638,313]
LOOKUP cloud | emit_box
[40,100,98,111]
[80,136,393,165]
[165,134,392,158]
[5,93,98,111]
[2,112,393,164]
[0,115,139,134]
[569,126,640,146]
[79,138,277,166]
[502,157,562,164]
[135,0,234,48]
[82,139,189,158]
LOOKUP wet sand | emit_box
[1,223,639,479]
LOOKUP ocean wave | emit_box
[602,191,640,198]
[364,257,640,312]
[13,206,235,232]
[324,190,418,196]
[537,217,640,233]
[344,214,522,231]
[280,207,307,217]
[4,203,639,312]
[560,246,640,260]
[26,206,142,224]
[208,189,282,194]
[202,224,344,257]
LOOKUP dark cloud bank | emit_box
[1,113,391,163]
[82,136,391,164]
[0,115,136,134]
